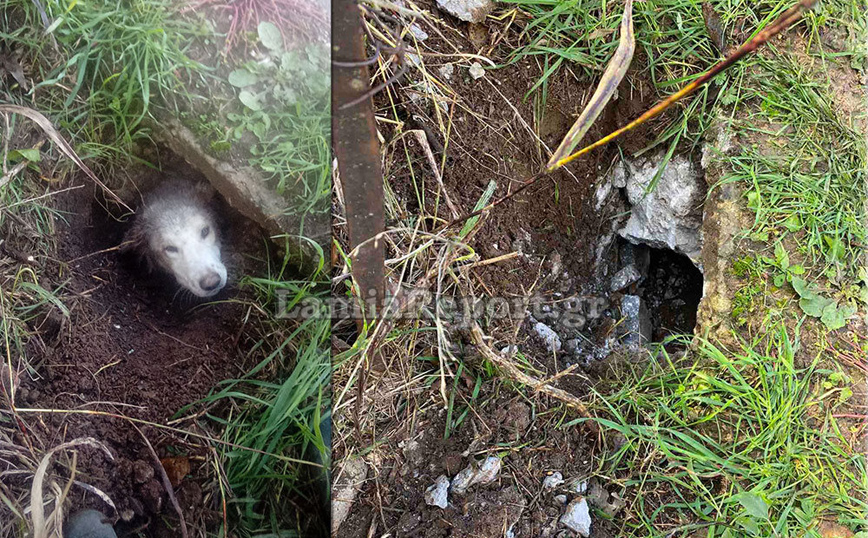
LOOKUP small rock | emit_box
[469,62,485,79]
[451,456,502,494]
[554,494,568,505]
[610,264,643,292]
[585,480,626,516]
[132,460,154,484]
[64,510,117,538]
[409,24,429,41]
[532,319,562,353]
[574,479,588,494]
[425,475,450,508]
[332,457,368,535]
[438,63,455,80]
[472,456,502,486]
[499,344,518,356]
[451,465,477,495]
[436,0,494,23]
[118,509,135,522]
[620,295,651,348]
[543,472,564,490]
[560,497,592,537]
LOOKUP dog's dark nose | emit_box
[199,273,222,292]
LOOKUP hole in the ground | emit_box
[637,245,703,342]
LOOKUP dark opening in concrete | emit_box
[639,246,704,342]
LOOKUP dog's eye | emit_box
[165,246,179,254]
[201,226,210,239]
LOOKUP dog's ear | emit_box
[121,220,154,272]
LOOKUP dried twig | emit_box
[547,0,634,168]
[468,324,599,433]
[409,129,459,219]
[30,438,114,538]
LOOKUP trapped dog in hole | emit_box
[123,180,228,298]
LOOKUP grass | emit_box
[1,0,330,536]
[577,326,866,537]
[3,0,331,230]
[501,0,866,152]
[192,250,331,536]
[3,0,208,150]
[718,51,865,275]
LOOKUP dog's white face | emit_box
[148,212,228,298]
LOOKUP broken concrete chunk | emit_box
[436,0,494,22]
[409,24,429,41]
[451,465,477,495]
[473,456,502,485]
[560,497,592,537]
[332,457,368,535]
[610,264,643,292]
[425,475,450,509]
[439,63,455,80]
[611,151,705,264]
[620,241,650,277]
[451,456,503,495]
[620,295,651,348]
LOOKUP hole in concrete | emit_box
[638,245,703,342]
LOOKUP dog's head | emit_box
[126,181,228,298]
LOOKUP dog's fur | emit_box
[124,180,227,298]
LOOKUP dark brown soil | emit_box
[337,389,616,538]
[13,156,272,535]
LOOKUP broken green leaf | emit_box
[258,22,283,51]
[774,242,789,271]
[238,90,262,111]
[9,148,40,162]
[228,69,258,87]
[790,276,811,298]
[734,492,769,520]
[799,294,833,317]
[782,214,801,232]
[821,301,855,331]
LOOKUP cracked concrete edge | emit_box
[696,117,744,346]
